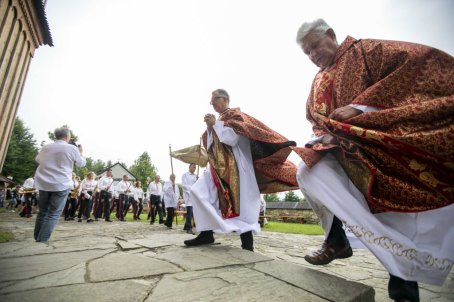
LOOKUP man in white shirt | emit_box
[34,126,85,243]
[115,175,133,221]
[148,175,163,224]
[181,163,197,234]
[163,174,179,229]
[97,169,114,222]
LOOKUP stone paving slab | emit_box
[88,252,182,282]
[154,245,271,271]
[148,266,327,302]
[0,263,85,294]
[254,259,374,302]
[0,279,155,302]
[0,248,113,282]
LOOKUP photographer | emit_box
[34,126,86,243]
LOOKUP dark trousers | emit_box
[136,198,143,217]
[64,197,78,218]
[150,194,163,223]
[78,198,91,219]
[165,207,175,226]
[117,194,125,220]
[20,193,34,217]
[329,215,419,301]
[123,196,136,218]
[184,206,193,230]
[92,192,100,218]
[162,200,166,217]
[98,190,112,220]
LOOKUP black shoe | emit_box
[184,231,214,246]
[87,219,94,223]
[105,219,113,222]
[240,231,254,252]
[78,218,82,222]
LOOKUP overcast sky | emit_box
[18,0,454,183]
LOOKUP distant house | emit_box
[265,201,319,224]
[96,163,137,183]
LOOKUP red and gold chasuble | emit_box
[203,108,298,219]
[296,36,454,213]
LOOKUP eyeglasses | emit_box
[210,97,224,105]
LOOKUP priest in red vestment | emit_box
[294,18,453,302]
[184,88,298,251]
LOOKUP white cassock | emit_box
[163,181,179,208]
[297,152,454,286]
[190,121,262,235]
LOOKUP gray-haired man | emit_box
[34,126,86,243]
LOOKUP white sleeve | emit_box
[212,121,240,147]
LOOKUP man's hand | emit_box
[322,134,338,145]
[204,114,216,131]
[329,106,362,121]
[78,144,84,155]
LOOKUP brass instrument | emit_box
[18,188,37,195]
[70,176,81,199]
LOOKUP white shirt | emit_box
[163,180,179,208]
[116,180,133,195]
[34,140,86,191]
[23,178,34,189]
[147,181,162,196]
[98,176,114,193]
[81,179,97,193]
[134,187,144,201]
[181,171,197,206]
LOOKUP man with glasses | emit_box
[184,89,298,251]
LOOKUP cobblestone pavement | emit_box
[0,211,452,302]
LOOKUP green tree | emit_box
[2,118,39,183]
[264,193,280,202]
[129,152,158,184]
[284,190,302,202]
[74,157,107,179]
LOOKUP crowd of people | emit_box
[7,18,452,302]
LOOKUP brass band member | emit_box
[64,173,80,221]
[115,175,132,221]
[78,172,97,223]
[133,181,144,220]
[97,169,114,222]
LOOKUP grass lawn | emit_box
[109,212,157,223]
[0,229,14,243]
[262,221,324,235]
[108,212,323,235]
